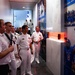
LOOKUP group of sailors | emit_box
[0,19,43,75]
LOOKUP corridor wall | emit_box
[46,0,64,75]
[0,0,13,23]
[33,4,38,31]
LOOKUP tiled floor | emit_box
[31,57,53,75]
[16,57,53,75]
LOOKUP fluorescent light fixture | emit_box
[23,7,25,8]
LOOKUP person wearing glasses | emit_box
[0,19,14,75]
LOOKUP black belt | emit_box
[34,42,40,44]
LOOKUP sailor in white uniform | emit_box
[31,26,43,64]
[16,25,33,75]
[24,20,28,26]
[28,20,34,34]
[4,22,17,75]
[11,26,21,68]
[0,19,14,75]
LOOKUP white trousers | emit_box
[10,59,17,75]
[31,43,40,63]
[9,52,17,75]
[30,27,33,34]
[20,49,31,75]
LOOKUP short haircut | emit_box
[0,19,4,27]
[5,22,11,26]
[35,26,40,29]
[22,25,28,30]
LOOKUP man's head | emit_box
[11,26,15,33]
[22,25,28,33]
[0,19,5,33]
[18,27,22,32]
[64,37,67,42]
[65,39,71,48]
[5,22,12,32]
[26,20,27,22]
[35,26,40,32]
[0,19,4,27]
[30,19,31,22]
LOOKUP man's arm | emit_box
[0,46,14,59]
[30,43,33,54]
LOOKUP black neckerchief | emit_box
[4,33,15,45]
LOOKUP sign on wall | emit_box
[64,0,75,27]
[65,0,75,7]
[38,0,46,30]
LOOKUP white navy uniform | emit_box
[31,31,43,63]
[24,21,28,26]
[28,22,33,34]
[4,33,17,75]
[11,32,19,54]
[0,33,11,65]
[16,33,32,75]
[12,32,21,68]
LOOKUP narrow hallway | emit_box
[31,57,53,75]
[17,57,53,75]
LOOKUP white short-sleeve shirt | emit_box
[31,31,43,42]
[16,33,32,50]
[3,33,16,60]
[0,34,11,65]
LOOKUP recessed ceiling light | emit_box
[23,7,25,8]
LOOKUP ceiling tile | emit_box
[10,0,38,10]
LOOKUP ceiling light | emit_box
[23,7,25,8]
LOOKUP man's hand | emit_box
[31,50,33,54]
[8,46,14,52]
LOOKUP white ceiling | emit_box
[9,0,39,10]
